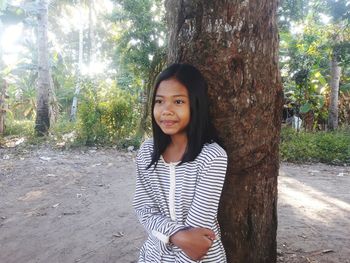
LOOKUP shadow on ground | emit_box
[0,147,349,263]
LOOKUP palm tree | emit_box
[328,49,341,130]
[35,0,50,135]
[166,1,282,262]
[0,80,8,135]
[69,5,84,122]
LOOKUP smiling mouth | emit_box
[161,120,177,127]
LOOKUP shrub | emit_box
[3,118,35,137]
[50,114,76,135]
[280,127,350,164]
[76,84,141,146]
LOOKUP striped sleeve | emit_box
[133,148,186,245]
[185,153,228,229]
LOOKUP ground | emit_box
[0,143,349,263]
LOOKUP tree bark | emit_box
[328,52,341,130]
[87,0,95,66]
[70,4,84,122]
[166,1,282,262]
[35,0,50,136]
[49,69,60,124]
[0,79,8,135]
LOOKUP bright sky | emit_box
[0,0,114,76]
[290,13,332,35]
[1,23,24,66]
[0,1,333,71]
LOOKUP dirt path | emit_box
[277,163,350,263]
[0,146,349,263]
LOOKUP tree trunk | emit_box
[0,79,8,135]
[35,0,50,136]
[49,69,60,124]
[0,14,5,135]
[339,92,350,125]
[87,0,95,66]
[166,1,282,262]
[70,5,84,122]
[303,111,314,131]
[328,52,341,130]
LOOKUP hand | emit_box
[170,227,216,260]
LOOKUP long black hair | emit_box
[147,63,219,169]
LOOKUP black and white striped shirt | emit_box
[133,139,228,262]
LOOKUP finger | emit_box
[201,228,216,240]
[205,235,215,242]
[200,228,215,235]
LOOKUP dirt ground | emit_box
[0,143,349,263]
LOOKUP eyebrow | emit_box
[155,94,188,98]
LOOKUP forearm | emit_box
[135,206,186,242]
[169,227,215,261]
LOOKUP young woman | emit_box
[133,63,228,262]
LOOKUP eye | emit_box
[175,99,185,104]
[155,99,163,104]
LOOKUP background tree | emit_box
[328,44,341,130]
[0,80,8,134]
[70,0,84,121]
[109,0,166,136]
[326,0,350,129]
[279,0,350,130]
[166,1,282,262]
[35,0,50,135]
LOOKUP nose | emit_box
[161,102,174,115]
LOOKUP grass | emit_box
[280,126,350,165]
[2,118,350,165]
[1,116,142,149]
[4,119,35,137]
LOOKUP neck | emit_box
[161,133,188,163]
[170,132,188,151]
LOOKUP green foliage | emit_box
[6,75,37,119]
[76,94,108,145]
[117,135,143,149]
[280,127,350,164]
[50,114,76,135]
[76,80,140,145]
[4,118,35,137]
[0,3,26,25]
[110,0,166,93]
[278,0,309,30]
[280,11,350,128]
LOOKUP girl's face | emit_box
[153,78,190,138]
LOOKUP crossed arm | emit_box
[133,153,227,261]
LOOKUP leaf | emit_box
[113,232,124,238]
[318,96,325,108]
[340,83,350,92]
[300,103,312,113]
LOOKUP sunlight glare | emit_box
[103,0,114,13]
[290,22,304,35]
[279,174,350,224]
[320,13,331,24]
[2,54,19,66]
[81,61,107,76]
[1,24,23,51]
[1,23,24,65]
[129,38,140,46]
[59,6,88,34]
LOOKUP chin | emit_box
[161,129,177,135]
